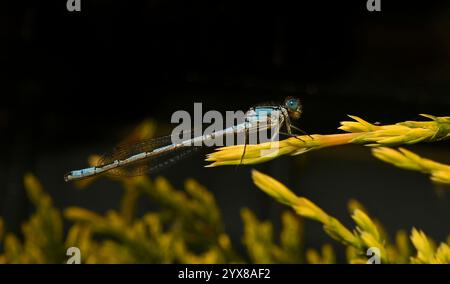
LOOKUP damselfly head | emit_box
[284,97,302,120]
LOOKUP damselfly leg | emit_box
[290,124,313,139]
[239,118,250,166]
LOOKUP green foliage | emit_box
[0,173,305,264]
[241,209,304,264]
[251,170,450,264]
[1,170,448,264]
[373,147,450,185]
[207,115,450,167]
[0,174,65,264]
[64,176,239,264]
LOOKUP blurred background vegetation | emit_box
[1,1,450,263]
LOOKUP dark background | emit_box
[1,0,450,259]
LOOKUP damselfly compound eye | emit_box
[284,97,302,120]
[285,97,300,111]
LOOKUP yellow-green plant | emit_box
[65,175,240,264]
[206,115,450,167]
[372,147,450,185]
[251,169,450,264]
[0,170,449,264]
[0,174,65,264]
[241,209,305,264]
[305,244,336,264]
[410,228,450,264]
[0,171,313,264]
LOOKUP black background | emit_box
[1,0,450,260]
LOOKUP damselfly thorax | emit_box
[64,97,306,182]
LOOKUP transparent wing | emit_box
[97,134,201,177]
[96,113,285,177]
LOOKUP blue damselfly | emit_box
[64,97,306,181]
